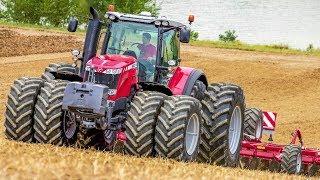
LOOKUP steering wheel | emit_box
[138,59,154,71]
[131,43,142,47]
[108,47,125,53]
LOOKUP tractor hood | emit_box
[86,54,136,73]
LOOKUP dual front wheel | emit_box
[4,78,77,145]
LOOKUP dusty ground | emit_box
[0,26,82,57]
[1,27,320,179]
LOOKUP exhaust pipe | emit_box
[81,7,102,75]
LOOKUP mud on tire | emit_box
[244,108,263,140]
[198,83,245,167]
[4,77,43,142]
[42,63,79,81]
[281,145,302,174]
[124,91,167,157]
[155,96,202,161]
[33,80,68,145]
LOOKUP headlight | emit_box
[154,20,161,26]
[71,49,80,57]
[167,60,176,66]
[109,14,116,21]
[162,21,169,26]
[108,89,117,96]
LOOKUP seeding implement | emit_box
[4,5,246,165]
[240,108,320,176]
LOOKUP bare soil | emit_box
[0,27,319,179]
[0,27,82,57]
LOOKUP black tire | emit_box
[155,96,202,161]
[4,77,43,142]
[308,164,319,176]
[240,157,269,170]
[33,80,68,145]
[41,63,79,81]
[281,145,302,174]
[269,160,281,172]
[124,91,167,157]
[244,108,263,140]
[239,157,251,169]
[198,83,245,167]
[190,80,206,101]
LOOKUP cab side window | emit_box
[162,29,180,66]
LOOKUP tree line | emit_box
[0,0,159,26]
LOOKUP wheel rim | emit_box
[63,111,77,139]
[296,152,302,173]
[256,115,262,139]
[228,106,242,155]
[185,113,200,156]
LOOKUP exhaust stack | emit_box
[81,7,102,74]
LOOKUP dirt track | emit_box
[1,27,320,179]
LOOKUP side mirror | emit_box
[179,27,191,43]
[68,18,78,32]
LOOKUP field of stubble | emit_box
[1,26,320,179]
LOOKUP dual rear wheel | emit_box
[125,83,246,164]
[198,83,245,166]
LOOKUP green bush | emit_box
[219,30,238,42]
[267,44,289,50]
[1,0,159,26]
[307,44,314,51]
[190,31,199,41]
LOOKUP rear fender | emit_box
[168,67,208,96]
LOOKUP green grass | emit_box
[190,40,320,57]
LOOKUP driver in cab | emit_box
[138,33,156,60]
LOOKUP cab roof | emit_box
[106,12,186,28]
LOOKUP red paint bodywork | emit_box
[240,129,320,167]
[168,66,194,95]
[86,54,196,100]
[86,54,138,101]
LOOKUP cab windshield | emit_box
[104,21,158,81]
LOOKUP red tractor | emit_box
[4,6,245,165]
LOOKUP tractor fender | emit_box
[139,82,173,96]
[51,72,83,82]
[168,67,208,96]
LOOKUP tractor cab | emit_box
[101,11,191,83]
[68,7,193,87]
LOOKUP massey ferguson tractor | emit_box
[4,6,245,166]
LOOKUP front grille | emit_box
[94,73,119,89]
[85,69,120,89]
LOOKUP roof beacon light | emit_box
[140,11,152,17]
[108,4,115,12]
[188,15,195,25]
